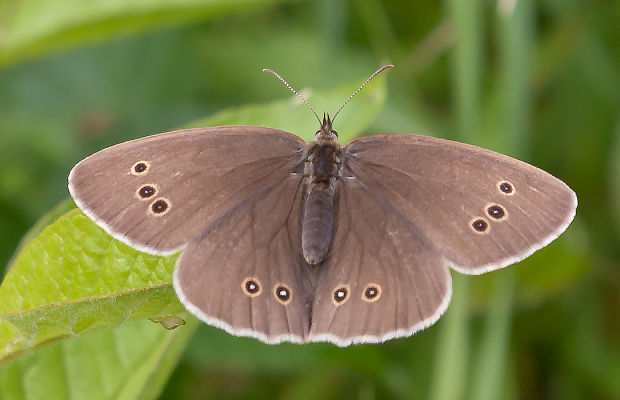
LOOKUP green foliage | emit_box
[0,0,618,398]
[0,316,197,400]
[0,0,293,66]
[0,206,183,364]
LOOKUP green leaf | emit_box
[0,209,183,364]
[0,0,292,67]
[4,198,76,274]
[0,315,198,400]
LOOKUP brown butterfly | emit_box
[68,65,577,346]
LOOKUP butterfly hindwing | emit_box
[173,173,313,343]
[69,126,305,255]
[308,178,452,346]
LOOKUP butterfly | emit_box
[68,65,577,346]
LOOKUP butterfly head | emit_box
[315,113,338,142]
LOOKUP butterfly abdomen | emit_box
[302,183,336,265]
[302,142,340,265]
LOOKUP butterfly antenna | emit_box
[331,64,394,122]
[263,68,321,124]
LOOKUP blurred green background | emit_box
[0,0,619,399]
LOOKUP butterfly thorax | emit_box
[301,114,341,266]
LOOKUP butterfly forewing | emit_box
[308,178,452,346]
[173,173,313,343]
[343,134,577,274]
[69,126,305,255]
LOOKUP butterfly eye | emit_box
[241,277,262,297]
[274,284,292,305]
[331,130,338,138]
[332,285,350,306]
[361,283,382,303]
